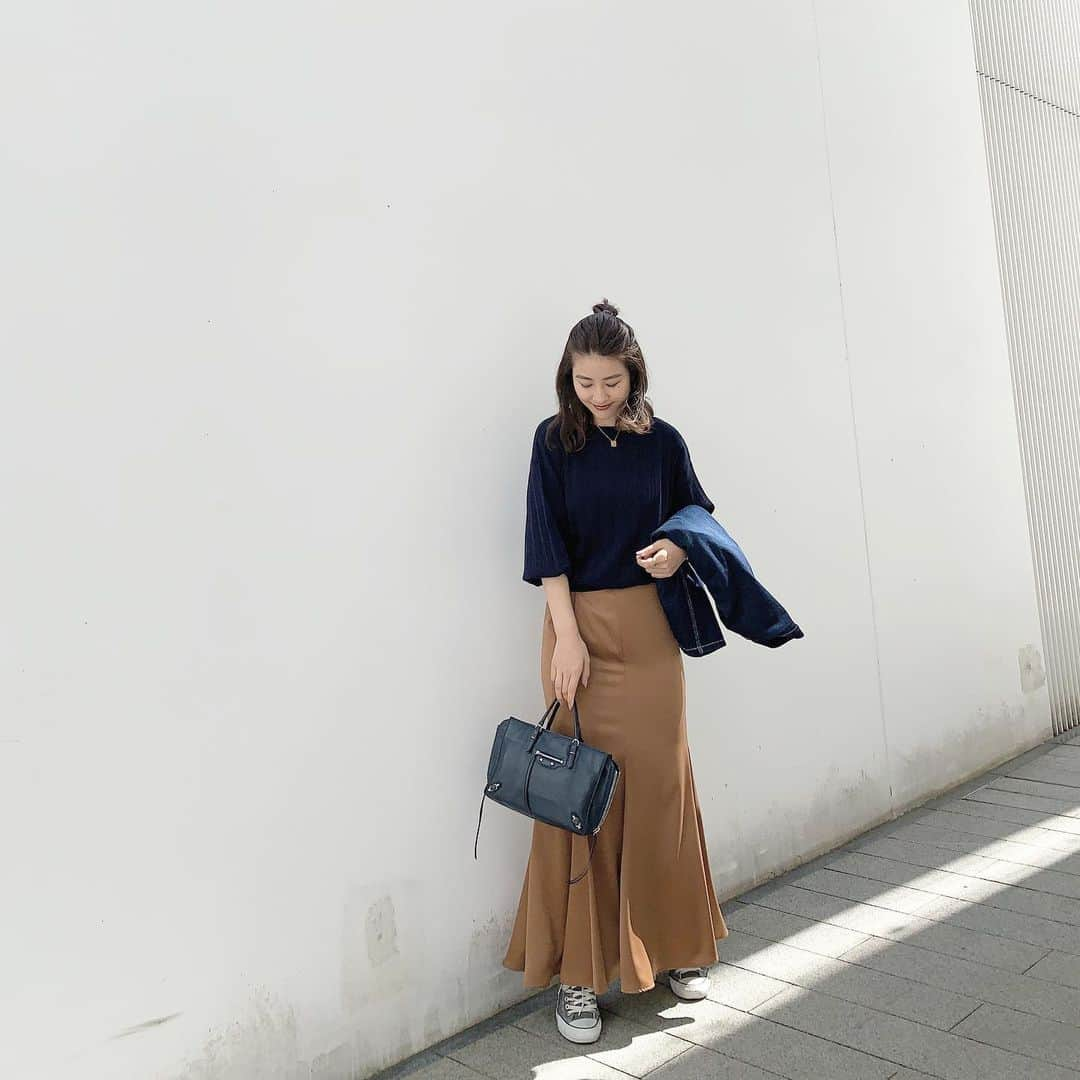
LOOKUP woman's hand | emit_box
[551,631,591,709]
[635,539,687,578]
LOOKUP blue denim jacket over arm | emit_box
[650,504,804,657]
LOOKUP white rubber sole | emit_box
[556,1011,602,1044]
[665,971,709,1001]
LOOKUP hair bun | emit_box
[592,298,620,318]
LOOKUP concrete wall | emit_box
[0,1,1049,1077]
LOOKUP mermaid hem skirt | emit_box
[501,582,729,995]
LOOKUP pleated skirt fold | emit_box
[501,581,729,995]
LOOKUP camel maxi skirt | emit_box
[502,581,729,995]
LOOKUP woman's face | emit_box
[571,353,631,424]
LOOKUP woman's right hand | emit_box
[551,632,591,709]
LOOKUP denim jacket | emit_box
[650,504,804,657]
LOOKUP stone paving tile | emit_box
[967,786,1080,818]
[992,762,1080,788]
[736,882,1048,972]
[780,866,942,914]
[956,773,1080,809]
[752,984,1079,1079]
[645,1044,789,1078]
[912,891,1080,956]
[821,849,1080,924]
[938,796,1080,838]
[990,775,1080,804]
[601,991,907,1079]
[883,820,1080,876]
[838,934,1080,1026]
[384,1055,486,1080]
[850,834,1080,900]
[853,832,1020,876]
[969,854,1080,899]
[913,807,1080,854]
[1025,949,1080,989]
[1048,742,1080,755]
[718,927,979,1029]
[951,1002,1080,1071]
[723,899,871,956]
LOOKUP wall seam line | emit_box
[810,0,893,803]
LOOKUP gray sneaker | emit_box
[664,966,710,1000]
[555,983,602,1043]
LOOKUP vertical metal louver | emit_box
[970,0,1080,735]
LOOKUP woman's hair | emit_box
[545,297,654,453]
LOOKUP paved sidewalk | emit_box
[378,728,1080,1080]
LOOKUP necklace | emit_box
[596,423,619,448]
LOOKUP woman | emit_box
[502,299,730,1045]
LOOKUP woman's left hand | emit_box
[635,539,687,578]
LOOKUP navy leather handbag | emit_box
[473,697,621,885]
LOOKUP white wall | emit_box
[0,2,1049,1078]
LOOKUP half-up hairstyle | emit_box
[544,297,654,453]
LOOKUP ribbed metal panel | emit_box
[971,0,1080,735]
[971,0,1080,112]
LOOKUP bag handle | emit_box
[532,696,582,743]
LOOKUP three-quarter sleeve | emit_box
[669,425,715,515]
[523,420,573,586]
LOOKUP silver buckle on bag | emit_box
[535,750,563,769]
[567,738,579,767]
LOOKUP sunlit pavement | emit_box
[378,728,1080,1080]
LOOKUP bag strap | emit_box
[474,787,488,860]
[474,787,600,886]
[534,696,582,742]
[568,833,598,885]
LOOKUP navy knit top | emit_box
[523,414,715,591]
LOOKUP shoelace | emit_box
[561,984,597,1017]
